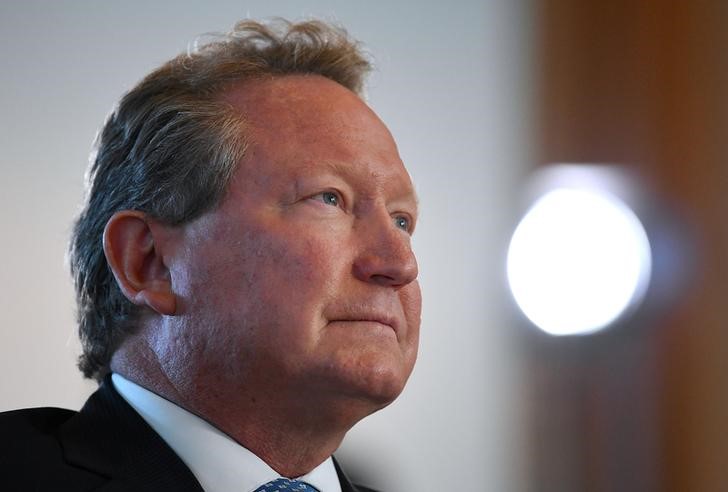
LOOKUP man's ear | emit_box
[103,210,177,316]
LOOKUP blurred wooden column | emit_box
[535,1,728,490]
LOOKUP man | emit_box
[0,19,420,492]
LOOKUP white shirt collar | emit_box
[111,373,341,492]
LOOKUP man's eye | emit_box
[394,215,410,231]
[317,191,340,207]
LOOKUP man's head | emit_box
[70,19,420,425]
[70,19,373,381]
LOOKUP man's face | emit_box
[164,76,420,413]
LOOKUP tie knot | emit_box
[254,477,320,492]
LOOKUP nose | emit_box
[353,214,419,289]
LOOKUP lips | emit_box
[327,312,400,338]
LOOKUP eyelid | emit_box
[309,189,346,209]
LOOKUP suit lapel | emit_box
[334,457,356,492]
[333,457,380,492]
[58,376,203,492]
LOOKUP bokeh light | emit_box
[507,186,652,335]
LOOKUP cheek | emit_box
[208,223,344,323]
[254,228,341,295]
[173,213,350,344]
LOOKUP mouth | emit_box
[327,314,400,339]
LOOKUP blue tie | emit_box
[253,477,320,492]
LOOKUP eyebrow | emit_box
[392,186,420,217]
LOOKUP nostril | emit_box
[370,273,398,286]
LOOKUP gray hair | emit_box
[70,19,372,381]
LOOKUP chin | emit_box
[359,377,407,409]
[304,339,417,414]
[338,353,413,409]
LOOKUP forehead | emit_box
[220,75,416,200]
[222,74,379,132]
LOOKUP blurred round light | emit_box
[507,187,651,335]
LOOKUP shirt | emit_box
[112,373,342,492]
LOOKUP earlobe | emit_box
[103,211,177,316]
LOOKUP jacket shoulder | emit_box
[0,407,104,490]
[0,406,76,456]
[1,405,75,425]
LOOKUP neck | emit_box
[110,336,370,477]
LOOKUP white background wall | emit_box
[0,1,533,490]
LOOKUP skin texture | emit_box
[107,75,421,477]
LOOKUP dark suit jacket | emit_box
[0,377,377,491]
